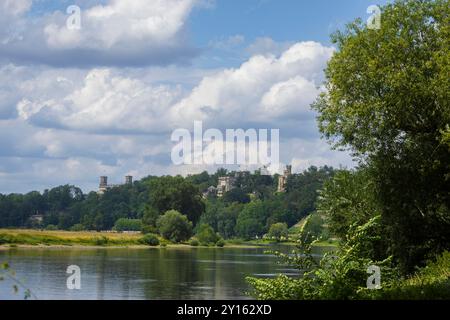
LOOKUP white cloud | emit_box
[44,0,196,49]
[15,41,333,134]
[171,41,334,128]
[0,0,204,67]
[0,39,354,193]
[17,68,184,133]
[1,0,32,16]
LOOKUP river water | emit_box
[0,246,330,300]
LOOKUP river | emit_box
[0,245,330,300]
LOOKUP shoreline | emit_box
[0,229,338,251]
[0,243,271,250]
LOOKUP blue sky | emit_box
[0,0,391,193]
[191,0,389,45]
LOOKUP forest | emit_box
[0,166,335,241]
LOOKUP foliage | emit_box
[69,224,85,232]
[45,224,57,231]
[248,216,398,300]
[222,188,251,204]
[317,170,380,240]
[148,176,205,225]
[300,214,328,241]
[113,218,143,232]
[312,0,450,272]
[216,239,225,247]
[189,238,199,247]
[196,224,220,245]
[370,251,450,300]
[141,205,159,228]
[156,210,193,243]
[139,233,160,246]
[0,166,335,243]
[267,223,289,242]
[235,200,267,240]
[1,262,36,299]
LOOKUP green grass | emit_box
[375,251,450,300]
[0,229,143,246]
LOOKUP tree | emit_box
[139,233,160,246]
[222,188,251,204]
[149,176,205,225]
[268,223,288,242]
[156,210,193,243]
[312,0,450,272]
[196,224,220,245]
[141,205,159,228]
[317,170,380,240]
[235,201,269,240]
[113,218,143,232]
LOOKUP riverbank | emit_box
[1,229,329,250]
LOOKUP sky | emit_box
[0,0,391,194]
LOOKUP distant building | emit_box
[202,186,217,198]
[29,214,44,224]
[277,165,292,193]
[217,176,236,197]
[98,176,133,194]
[125,176,133,185]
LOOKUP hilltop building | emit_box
[277,165,292,193]
[217,176,236,197]
[98,176,133,194]
[202,186,217,198]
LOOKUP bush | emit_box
[189,239,199,247]
[139,233,160,246]
[268,223,289,242]
[141,225,157,235]
[45,224,58,231]
[156,210,193,243]
[113,218,143,232]
[216,239,225,247]
[70,224,85,232]
[196,224,220,245]
[367,251,450,300]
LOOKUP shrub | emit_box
[189,239,199,247]
[216,239,225,247]
[113,218,143,232]
[141,225,157,235]
[70,224,85,232]
[156,210,193,243]
[45,224,58,231]
[268,223,289,242]
[196,224,219,245]
[139,233,160,246]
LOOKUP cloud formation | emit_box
[0,34,352,193]
[0,0,203,67]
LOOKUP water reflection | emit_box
[0,246,331,300]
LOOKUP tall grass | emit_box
[0,229,142,246]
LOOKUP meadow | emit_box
[0,229,143,247]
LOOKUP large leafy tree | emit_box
[148,176,205,225]
[312,0,450,271]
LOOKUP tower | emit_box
[99,176,108,188]
[98,176,109,194]
[277,165,292,193]
[125,176,133,185]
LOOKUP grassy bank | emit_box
[0,229,143,247]
[0,229,311,248]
